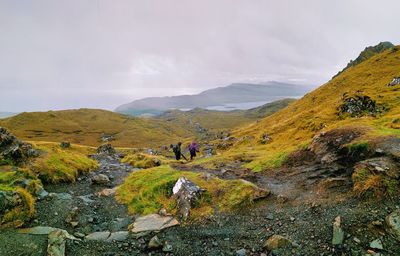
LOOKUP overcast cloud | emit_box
[0,0,399,112]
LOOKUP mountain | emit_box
[210,42,400,171]
[334,41,394,78]
[115,82,309,116]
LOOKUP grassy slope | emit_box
[0,142,99,226]
[0,109,193,148]
[201,46,400,171]
[116,165,268,219]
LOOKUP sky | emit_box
[0,0,399,112]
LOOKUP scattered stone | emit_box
[110,217,132,232]
[91,174,110,185]
[159,208,167,216]
[107,231,129,242]
[385,210,400,241]
[65,207,79,224]
[236,248,246,256]
[78,194,95,204]
[290,217,295,222]
[332,216,344,246]
[85,231,111,241]
[370,239,383,250]
[101,134,115,142]
[264,235,292,251]
[353,237,361,244]
[162,242,173,252]
[60,141,70,149]
[49,192,72,201]
[74,232,85,239]
[129,214,179,233]
[97,187,117,197]
[276,194,288,204]
[148,235,162,250]
[47,230,68,256]
[172,177,205,221]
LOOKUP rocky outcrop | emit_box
[338,95,384,117]
[387,77,400,86]
[172,177,205,221]
[91,174,110,185]
[309,128,362,164]
[59,141,70,149]
[0,191,23,216]
[96,143,116,155]
[0,127,39,164]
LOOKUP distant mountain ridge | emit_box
[115,82,309,116]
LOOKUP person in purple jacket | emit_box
[189,141,199,160]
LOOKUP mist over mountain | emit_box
[115,82,310,116]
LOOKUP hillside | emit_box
[0,99,294,148]
[115,82,308,116]
[0,109,193,148]
[206,44,400,171]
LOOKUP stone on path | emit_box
[172,177,204,221]
[264,234,292,251]
[91,174,110,185]
[97,187,117,197]
[47,230,68,256]
[385,210,400,241]
[49,193,72,201]
[129,214,179,233]
[107,231,129,242]
[332,216,344,246]
[19,226,78,240]
[148,235,163,249]
[370,239,383,250]
[85,231,111,241]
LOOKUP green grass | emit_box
[116,165,268,219]
[31,142,99,183]
[121,153,171,169]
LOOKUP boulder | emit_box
[85,231,111,241]
[91,174,110,185]
[332,216,344,246]
[172,177,205,221]
[59,142,70,149]
[107,231,129,242]
[370,239,383,250]
[148,235,163,249]
[129,214,179,234]
[385,210,400,241]
[264,234,292,251]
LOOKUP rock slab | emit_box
[129,214,179,233]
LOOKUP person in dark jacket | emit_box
[189,141,199,160]
[170,142,187,161]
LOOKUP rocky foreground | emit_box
[0,141,400,255]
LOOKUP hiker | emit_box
[189,141,199,160]
[170,142,187,161]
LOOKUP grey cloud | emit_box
[0,0,399,111]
